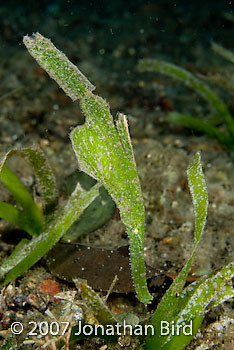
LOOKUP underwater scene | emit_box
[0,0,234,349]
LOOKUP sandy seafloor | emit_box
[0,0,234,349]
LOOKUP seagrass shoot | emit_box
[0,34,233,350]
[137,48,234,150]
[0,32,152,304]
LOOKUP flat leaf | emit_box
[23,33,152,304]
[0,182,101,285]
[155,262,234,350]
[212,41,234,65]
[20,146,59,213]
[0,202,36,235]
[146,152,208,350]
[137,59,234,139]
[0,146,58,235]
[0,152,43,235]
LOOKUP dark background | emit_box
[1,0,234,63]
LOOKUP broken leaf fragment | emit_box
[74,278,117,326]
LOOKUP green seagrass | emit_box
[23,32,152,304]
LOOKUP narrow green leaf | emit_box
[0,146,58,235]
[0,182,101,285]
[212,41,234,65]
[155,262,234,350]
[186,153,208,243]
[169,152,208,295]
[0,155,43,235]
[137,59,234,137]
[0,202,36,236]
[146,152,208,349]
[181,262,234,321]
[20,146,59,213]
[168,112,234,149]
